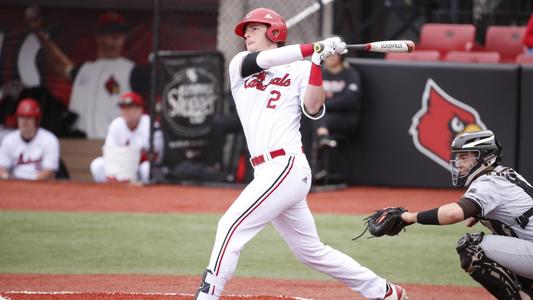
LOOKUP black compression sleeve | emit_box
[241,52,263,78]
[417,208,440,225]
[457,197,482,219]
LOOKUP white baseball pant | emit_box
[197,153,387,299]
[90,157,150,183]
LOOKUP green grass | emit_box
[0,211,483,286]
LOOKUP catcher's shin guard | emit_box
[194,269,225,300]
[457,233,524,300]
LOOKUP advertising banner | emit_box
[344,59,520,187]
[157,51,224,169]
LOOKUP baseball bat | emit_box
[346,40,415,53]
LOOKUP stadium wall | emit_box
[334,58,530,187]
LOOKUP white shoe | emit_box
[383,283,407,300]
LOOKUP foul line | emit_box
[0,291,313,300]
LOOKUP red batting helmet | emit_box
[234,8,287,43]
[16,98,41,119]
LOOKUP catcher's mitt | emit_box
[353,207,408,240]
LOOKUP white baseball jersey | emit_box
[0,128,59,180]
[105,114,163,158]
[464,165,533,241]
[69,57,134,139]
[229,51,320,157]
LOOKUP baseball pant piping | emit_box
[212,156,295,276]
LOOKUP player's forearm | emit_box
[402,203,465,225]
[303,85,325,115]
[302,61,325,116]
[33,29,74,80]
[36,170,55,180]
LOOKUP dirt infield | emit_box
[0,180,463,214]
[0,180,492,300]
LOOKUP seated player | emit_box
[90,92,163,183]
[0,98,59,180]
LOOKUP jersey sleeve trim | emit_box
[301,102,325,120]
[463,196,485,216]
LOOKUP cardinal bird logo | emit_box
[409,79,487,170]
[105,75,120,95]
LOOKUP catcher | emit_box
[362,130,533,300]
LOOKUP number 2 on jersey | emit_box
[266,90,281,109]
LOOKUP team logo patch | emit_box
[104,75,120,95]
[409,79,486,170]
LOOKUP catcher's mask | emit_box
[450,130,502,187]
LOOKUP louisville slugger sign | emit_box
[163,67,218,137]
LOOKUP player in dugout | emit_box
[0,98,60,180]
[25,7,148,139]
[90,92,163,184]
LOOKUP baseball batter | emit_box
[90,92,163,183]
[194,8,406,300]
[0,98,59,180]
[399,130,533,299]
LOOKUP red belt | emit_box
[250,147,303,167]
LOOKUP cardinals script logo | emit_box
[409,79,486,170]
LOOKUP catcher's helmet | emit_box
[234,8,287,43]
[450,130,502,187]
[16,98,41,119]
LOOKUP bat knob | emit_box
[313,42,324,53]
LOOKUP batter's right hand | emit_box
[311,39,336,65]
[25,6,43,31]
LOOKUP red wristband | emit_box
[308,63,322,86]
[300,43,314,57]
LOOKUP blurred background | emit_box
[0,0,531,188]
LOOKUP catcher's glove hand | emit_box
[353,207,408,240]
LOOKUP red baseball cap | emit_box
[96,11,127,33]
[118,92,144,107]
[16,98,41,119]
